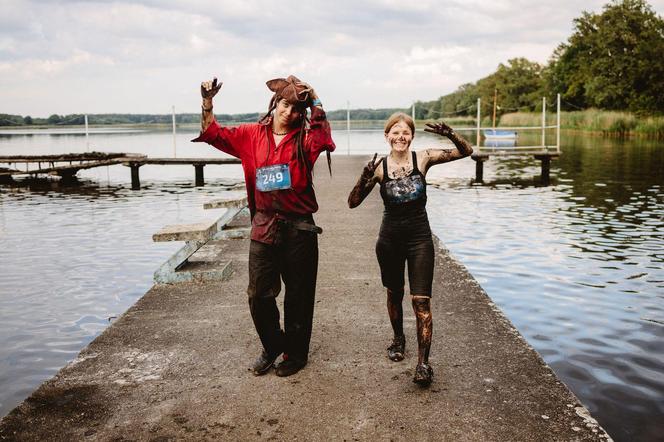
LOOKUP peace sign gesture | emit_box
[362,153,384,179]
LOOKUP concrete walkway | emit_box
[0,156,611,441]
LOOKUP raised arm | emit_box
[348,153,383,208]
[421,121,474,171]
[200,77,223,132]
[192,77,247,159]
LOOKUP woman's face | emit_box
[385,120,413,152]
[275,98,302,129]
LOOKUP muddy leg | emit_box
[386,288,405,361]
[387,288,404,337]
[412,296,433,385]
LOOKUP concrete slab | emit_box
[0,156,611,441]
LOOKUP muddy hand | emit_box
[362,153,383,178]
[424,121,453,137]
[201,77,223,99]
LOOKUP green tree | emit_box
[23,115,33,125]
[546,0,664,113]
[47,114,62,124]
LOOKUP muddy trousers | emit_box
[247,226,319,364]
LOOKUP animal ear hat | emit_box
[266,75,312,107]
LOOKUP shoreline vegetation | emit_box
[0,110,662,139]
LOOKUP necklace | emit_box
[272,128,288,136]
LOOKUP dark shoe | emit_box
[275,357,307,377]
[413,363,434,386]
[387,335,406,362]
[251,350,280,376]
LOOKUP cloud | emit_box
[1,0,663,115]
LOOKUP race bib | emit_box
[256,164,291,192]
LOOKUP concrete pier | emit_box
[0,156,610,441]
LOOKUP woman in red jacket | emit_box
[194,75,335,377]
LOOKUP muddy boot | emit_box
[387,334,406,362]
[250,350,280,376]
[413,363,434,386]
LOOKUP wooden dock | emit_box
[0,153,241,188]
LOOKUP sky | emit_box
[1,0,663,117]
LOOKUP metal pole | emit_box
[172,105,177,158]
[556,93,561,153]
[346,100,350,155]
[84,114,89,152]
[412,102,416,123]
[541,97,546,148]
[476,98,481,152]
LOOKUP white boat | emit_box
[483,129,518,140]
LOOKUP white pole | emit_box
[541,97,546,148]
[412,102,416,123]
[172,105,177,158]
[476,98,481,151]
[346,100,350,155]
[556,93,561,153]
[84,114,89,152]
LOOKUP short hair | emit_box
[384,112,415,136]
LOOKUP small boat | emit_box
[483,129,518,140]
[484,88,518,141]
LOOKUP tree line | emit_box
[415,0,664,120]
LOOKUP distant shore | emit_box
[1,110,661,138]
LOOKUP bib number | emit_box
[256,164,291,192]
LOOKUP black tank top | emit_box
[379,151,427,217]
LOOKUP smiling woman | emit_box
[193,74,336,377]
[347,112,473,387]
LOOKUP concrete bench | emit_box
[152,192,249,284]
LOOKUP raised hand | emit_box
[424,121,454,138]
[362,153,383,179]
[200,77,223,100]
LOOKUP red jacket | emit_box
[192,107,335,244]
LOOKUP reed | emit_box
[499,109,664,138]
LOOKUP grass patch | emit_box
[499,109,664,138]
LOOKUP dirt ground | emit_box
[0,156,611,441]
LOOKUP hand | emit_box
[424,121,454,138]
[201,77,222,100]
[296,81,318,101]
[362,153,383,179]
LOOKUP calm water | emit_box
[1,127,662,441]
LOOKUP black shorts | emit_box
[375,211,434,296]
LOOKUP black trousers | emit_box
[247,222,319,363]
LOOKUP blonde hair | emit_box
[384,112,415,136]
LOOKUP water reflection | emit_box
[427,132,663,441]
[1,129,663,441]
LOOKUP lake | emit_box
[0,125,662,441]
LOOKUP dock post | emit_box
[534,154,551,185]
[129,163,141,190]
[194,164,205,187]
[472,153,488,182]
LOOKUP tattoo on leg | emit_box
[387,288,404,337]
[412,296,432,365]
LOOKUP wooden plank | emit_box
[0,153,145,163]
[203,193,248,210]
[152,222,217,242]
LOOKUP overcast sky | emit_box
[1,0,663,116]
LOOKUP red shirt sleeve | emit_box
[305,107,336,164]
[191,119,250,160]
